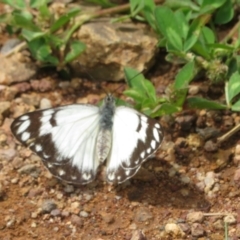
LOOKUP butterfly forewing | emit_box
[11,104,101,184]
[106,106,163,183]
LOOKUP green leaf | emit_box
[200,0,226,14]
[226,72,240,104]
[50,8,81,33]
[152,103,179,117]
[201,0,226,9]
[175,10,189,40]
[2,0,26,9]
[130,0,145,16]
[142,0,156,31]
[21,29,46,41]
[171,88,188,107]
[202,26,215,44]
[231,99,240,111]
[64,41,86,63]
[191,41,211,59]
[30,0,48,8]
[124,67,141,87]
[164,0,200,11]
[12,12,39,31]
[46,34,64,48]
[214,0,234,24]
[187,97,227,109]
[37,45,59,65]
[184,18,202,52]
[155,6,183,51]
[84,0,115,8]
[124,67,157,104]
[174,61,195,89]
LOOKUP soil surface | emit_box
[1,55,240,240]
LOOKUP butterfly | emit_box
[11,94,164,184]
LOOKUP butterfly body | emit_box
[11,94,163,184]
[97,94,115,162]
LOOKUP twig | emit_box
[217,123,240,144]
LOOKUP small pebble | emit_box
[79,211,89,218]
[40,98,52,109]
[41,199,57,213]
[31,222,37,228]
[165,223,185,237]
[61,211,70,218]
[191,223,204,237]
[71,215,83,227]
[101,213,114,224]
[11,178,19,184]
[204,171,215,191]
[31,212,38,219]
[51,209,61,217]
[83,193,93,201]
[186,212,204,223]
[63,185,74,193]
[188,85,200,95]
[204,140,218,152]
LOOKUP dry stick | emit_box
[217,123,240,144]
[220,21,240,44]
[203,212,228,217]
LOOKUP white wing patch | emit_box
[11,104,101,184]
[106,106,163,183]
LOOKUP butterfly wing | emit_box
[11,104,101,184]
[106,106,163,183]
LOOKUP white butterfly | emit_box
[11,94,163,184]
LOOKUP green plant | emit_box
[123,0,240,116]
[0,0,87,69]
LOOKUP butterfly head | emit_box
[103,93,115,108]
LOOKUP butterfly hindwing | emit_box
[11,104,101,184]
[106,106,163,183]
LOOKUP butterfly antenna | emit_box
[111,69,144,95]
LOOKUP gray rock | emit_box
[0,55,36,85]
[71,21,158,81]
